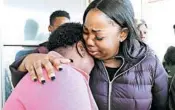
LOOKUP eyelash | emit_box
[95,36,104,41]
[83,30,104,41]
[83,31,88,35]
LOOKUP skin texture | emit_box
[83,9,128,68]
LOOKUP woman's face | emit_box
[83,9,126,60]
[139,24,148,42]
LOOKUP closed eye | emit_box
[95,36,104,41]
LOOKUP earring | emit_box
[120,39,123,42]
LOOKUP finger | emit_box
[48,51,71,69]
[48,51,63,57]
[42,59,56,81]
[33,60,45,83]
[60,58,73,64]
[25,64,37,82]
[49,56,61,70]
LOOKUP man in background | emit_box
[12,10,70,87]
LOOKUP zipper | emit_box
[108,82,112,110]
[113,55,146,80]
[101,55,147,110]
[101,62,111,110]
[101,56,124,110]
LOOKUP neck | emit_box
[103,58,122,68]
[54,47,93,74]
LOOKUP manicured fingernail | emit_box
[59,68,63,71]
[40,77,45,84]
[41,80,46,84]
[58,65,63,71]
[70,59,73,63]
[33,78,37,82]
[32,77,37,82]
[51,76,56,81]
[50,73,56,81]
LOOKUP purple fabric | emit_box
[89,51,168,110]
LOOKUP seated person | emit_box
[3,23,98,110]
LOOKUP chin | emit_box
[93,55,103,60]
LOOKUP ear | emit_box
[48,25,52,32]
[76,41,86,58]
[119,28,129,42]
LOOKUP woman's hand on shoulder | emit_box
[18,51,71,84]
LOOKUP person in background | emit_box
[163,46,175,81]
[10,0,168,110]
[135,19,148,43]
[166,46,175,110]
[12,10,70,86]
[164,24,175,110]
[4,23,98,110]
[37,10,71,47]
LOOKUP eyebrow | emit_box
[83,25,102,33]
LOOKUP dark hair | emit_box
[47,22,83,51]
[164,46,175,65]
[83,0,147,61]
[50,10,70,26]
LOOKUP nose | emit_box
[84,34,95,47]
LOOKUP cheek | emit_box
[96,39,120,54]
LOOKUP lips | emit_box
[87,48,99,55]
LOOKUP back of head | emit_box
[83,0,147,62]
[164,46,175,65]
[47,22,83,51]
[50,10,70,26]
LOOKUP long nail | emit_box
[58,65,63,71]
[51,76,56,81]
[50,73,56,81]
[41,80,46,84]
[69,59,74,63]
[32,77,37,82]
[40,77,46,84]
[33,78,37,82]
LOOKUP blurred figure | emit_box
[15,10,70,61]
[165,46,175,110]
[48,10,70,33]
[36,10,70,44]
[163,46,175,81]
[135,19,148,43]
[24,19,39,40]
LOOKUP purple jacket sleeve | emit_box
[9,46,48,87]
[151,56,168,110]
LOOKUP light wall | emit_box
[142,0,175,60]
[2,0,87,44]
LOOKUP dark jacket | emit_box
[89,41,168,110]
[169,72,175,110]
[10,42,168,110]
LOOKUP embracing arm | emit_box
[9,48,71,87]
[9,46,48,87]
